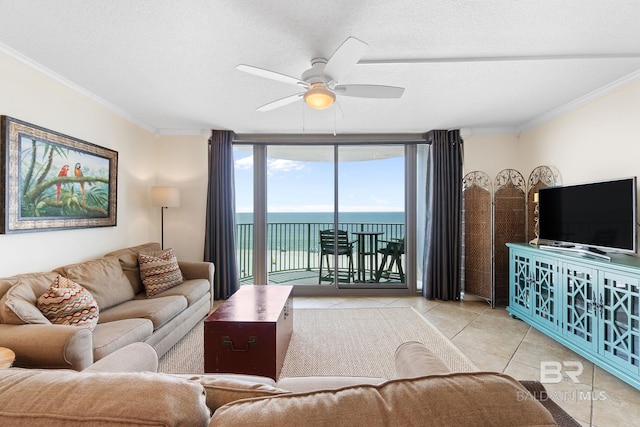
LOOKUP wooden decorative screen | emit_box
[493,169,526,305]
[461,165,559,308]
[462,172,493,305]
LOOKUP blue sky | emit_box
[234,148,404,213]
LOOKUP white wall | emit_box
[463,80,640,189]
[518,80,640,184]
[521,80,640,254]
[465,80,640,256]
[462,133,521,181]
[155,134,210,262]
[0,51,158,277]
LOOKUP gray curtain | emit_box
[204,130,239,299]
[422,130,464,300]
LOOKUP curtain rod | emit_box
[232,133,427,145]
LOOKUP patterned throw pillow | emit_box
[138,248,184,297]
[36,275,99,330]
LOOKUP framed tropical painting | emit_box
[0,116,118,233]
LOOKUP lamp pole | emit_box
[151,186,181,250]
[160,206,166,249]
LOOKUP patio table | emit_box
[352,231,384,282]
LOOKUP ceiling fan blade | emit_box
[334,84,405,99]
[256,93,304,112]
[236,64,308,88]
[323,37,368,82]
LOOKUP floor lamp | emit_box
[151,186,180,249]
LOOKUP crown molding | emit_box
[155,128,211,136]
[460,126,519,137]
[518,69,640,134]
[0,41,157,135]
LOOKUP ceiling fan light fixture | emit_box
[304,83,335,110]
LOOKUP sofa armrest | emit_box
[179,261,214,307]
[394,341,451,378]
[82,342,158,373]
[0,323,93,370]
[179,261,214,285]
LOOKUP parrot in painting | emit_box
[74,163,85,205]
[56,165,69,203]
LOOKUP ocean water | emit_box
[237,211,404,224]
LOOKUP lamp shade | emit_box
[304,83,335,110]
[151,186,180,208]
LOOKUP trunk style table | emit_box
[204,285,293,380]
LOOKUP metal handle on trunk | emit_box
[221,335,257,352]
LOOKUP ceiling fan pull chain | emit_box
[302,100,306,133]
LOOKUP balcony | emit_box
[237,221,405,285]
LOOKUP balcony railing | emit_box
[236,222,404,281]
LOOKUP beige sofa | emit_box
[0,242,213,370]
[0,341,577,426]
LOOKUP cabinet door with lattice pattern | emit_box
[509,250,531,317]
[600,271,640,375]
[531,256,559,330]
[562,262,598,351]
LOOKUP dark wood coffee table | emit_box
[204,285,293,379]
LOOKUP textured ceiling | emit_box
[1,0,640,135]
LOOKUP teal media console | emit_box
[506,243,640,390]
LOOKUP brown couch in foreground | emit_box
[0,341,578,426]
[0,242,214,370]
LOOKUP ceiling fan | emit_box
[236,37,405,112]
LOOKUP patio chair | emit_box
[375,238,405,282]
[318,229,356,284]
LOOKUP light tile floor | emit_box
[291,295,640,427]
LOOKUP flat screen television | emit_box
[538,177,637,256]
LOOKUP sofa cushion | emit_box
[36,275,99,331]
[180,376,290,412]
[211,372,557,427]
[0,368,210,427]
[92,318,154,361]
[0,276,19,302]
[276,376,386,393]
[139,248,184,297]
[134,278,209,306]
[98,295,187,330]
[55,257,135,310]
[105,242,162,295]
[0,273,58,325]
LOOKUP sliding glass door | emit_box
[265,145,334,285]
[337,145,405,287]
[233,145,254,284]
[235,141,414,292]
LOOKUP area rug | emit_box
[158,307,477,379]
